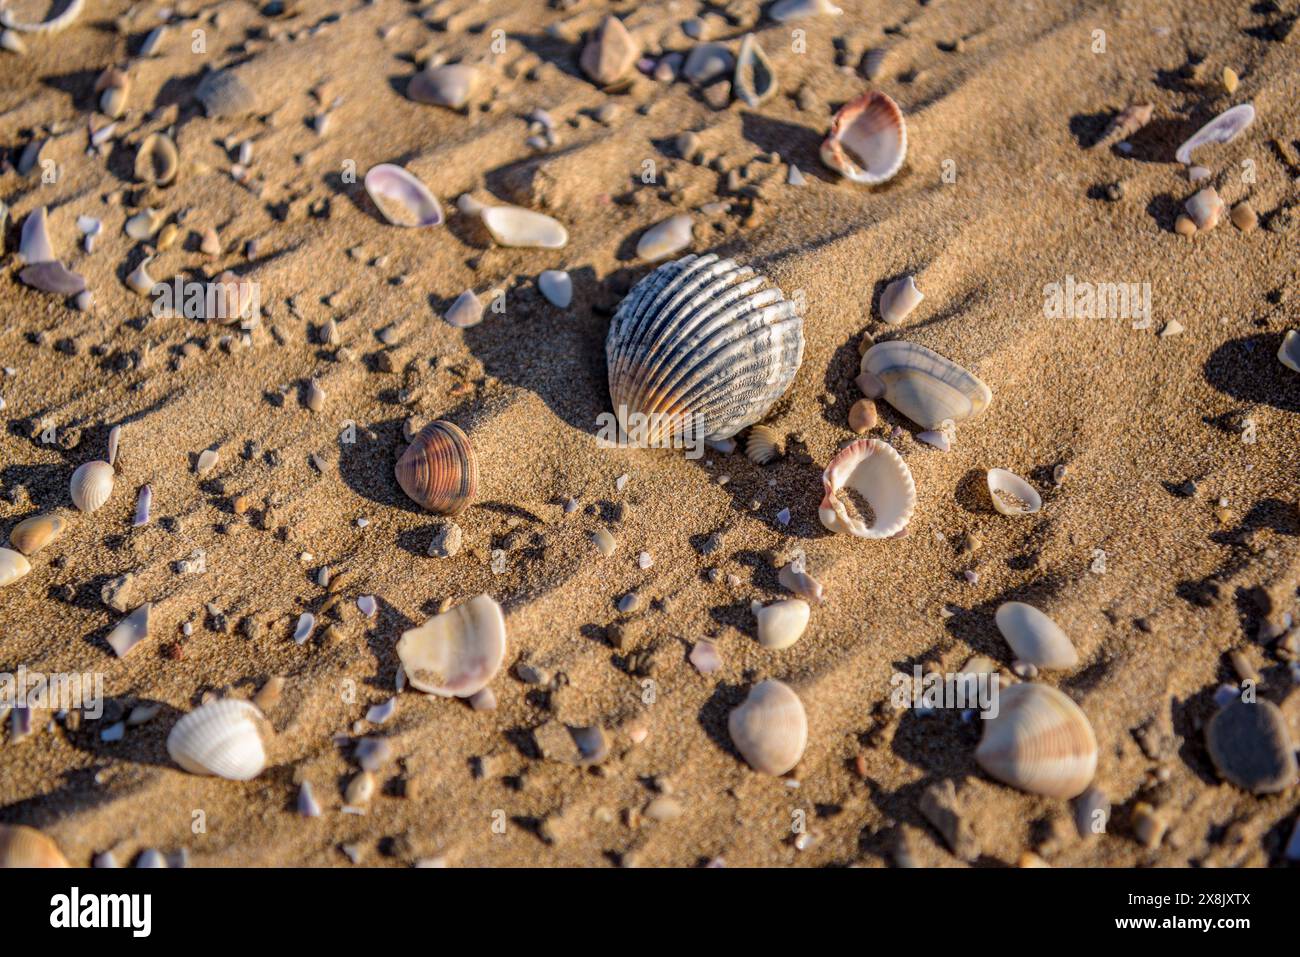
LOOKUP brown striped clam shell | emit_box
[394,420,478,515]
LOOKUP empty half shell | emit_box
[728,679,807,775]
[70,460,114,513]
[481,206,567,248]
[0,547,32,588]
[1175,103,1254,165]
[166,699,267,780]
[752,598,810,649]
[819,438,916,539]
[0,824,69,868]
[995,602,1078,669]
[605,253,804,444]
[134,132,178,185]
[734,33,777,108]
[396,593,507,698]
[821,91,906,185]
[9,512,66,555]
[975,683,1097,798]
[860,340,992,430]
[364,164,443,228]
[987,468,1041,515]
[395,420,478,514]
[1278,330,1300,374]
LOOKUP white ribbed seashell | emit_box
[880,275,923,324]
[19,206,54,264]
[860,340,992,430]
[987,468,1041,515]
[481,206,567,248]
[0,547,32,588]
[364,164,443,228]
[821,91,906,184]
[1175,103,1254,165]
[70,460,114,512]
[746,423,784,464]
[819,438,916,538]
[396,593,506,697]
[975,683,1097,798]
[605,253,804,444]
[995,602,1078,669]
[1278,330,1300,374]
[728,679,807,775]
[166,699,267,780]
[751,598,810,649]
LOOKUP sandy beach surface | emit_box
[1,0,1299,867]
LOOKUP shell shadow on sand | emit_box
[1204,333,1300,412]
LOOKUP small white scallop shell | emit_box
[820,90,906,184]
[751,598,810,649]
[975,683,1097,798]
[0,547,32,588]
[1175,103,1254,165]
[819,438,916,539]
[987,468,1041,515]
[860,340,992,430]
[746,424,785,464]
[728,679,808,775]
[879,275,923,325]
[1278,330,1300,374]
[166,699,267,780]
[396,593,506,697]
[995,602,1078,669]
[70,460,114,512]
[481,206,567,248]
[364,164,443,228]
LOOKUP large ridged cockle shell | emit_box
[166,699,267,780]
[394,420,478,514]
[396,593,506,698]
[975,683,1097,798]
[0,824,69,867]
[995,602,1078,669]
[728,679,808,775]
[605,253,804,445]
[1175,103,1254,165]
[364,164,443,228]
[820,91,906,185]
[819,438,916,539]
[860,340,992,430]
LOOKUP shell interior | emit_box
[820,91,906,184]
[987,468,1041,515]
[861,340,992,430]
[364,164,444,228]
[1175,103,1255,165]
[396,593,507,698]
[819,438,916,539]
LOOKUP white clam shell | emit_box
[1175,103,1254,165]
[1278,330,1300,374]
[879,275,923,324]
[481,206,567,248]
[728,679,808,775]
[538,269,572,308]
[364,164,443,228]
[70,460,114,512]
[820,91,906,185]
[0,547,32,588]
[166,699,267,780]
[606,253,804,444]
[975,683,1097,798]
[987,468,1041,515]
[995,602,1078,669]
[396,593,506,697]
[751,598,810,649]
[860,340,992,430]
[819,438,916,538]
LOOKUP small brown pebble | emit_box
[253,675,285,710]
[1230,202,1257,232]
[232,494,249,515]
[1174,215,1197,237]
[848,398,877,433]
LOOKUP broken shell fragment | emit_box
[106,603,152,658]
[606,253,803,444]
[728,679,808,775]
[734,34,777,107]
[1175,103,1255,165]
[395,420,478,515]
[363,164,443,228]
[166,699,267,780]
[1184,187,1224,231]
[70,460,114,513]
[9,512,67,555]
[770,0,842,21]
[995,602,1078,669]
[481,206,567,248]
[538,270,572,308]
[1097,103,1153,146]
[821,91,906,185]
[860,340,992,430]
[396,593,506,698]
[778,552,824,604]
[125,258,155,296]
[819,438,916,539]
[0,547,32,588]
[95,66,130,118]
[975,683,1097,798]
[134,132,178,185]
[536,721,610,766]
[879,275,923,324]
[18,207,54,264]
[752,598,810,649]
[19,261,85,296]
[1278,330,1300,373]
[444,290,483,329]
[408,63,478,109]
[0,824,68,868]
[580,15,638,87]
[987,468,1041,515]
